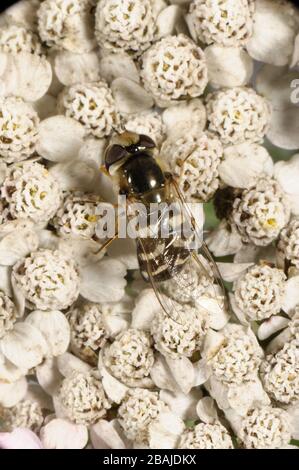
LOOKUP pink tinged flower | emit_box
[0,428,43,449]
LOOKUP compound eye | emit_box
[105,144,128,170]
[138,134,156,149]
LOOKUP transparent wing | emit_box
[136,176,228,321]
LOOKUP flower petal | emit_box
[131,289,161,330]
[37,116,85,162]
[282,276,299,314]
[165,356,195,395]
[40,419,88,449]
[55,51,101,86]
[148,412,184,449]
[0,429,42,449]
[0,228,39,266]
[160,388,202,420]
[36,358,63,396]
[90,419,129,449]
[206,221,243,257]
[99,52,140,84]
[111,77,154,114]
[257,315,289,341]
[25,310,70,357]
[196,396,218,424]
[56,352,91,378]
[80,259,127,303]
[0,376,27,407]
[1,322,48,369]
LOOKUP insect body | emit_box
[105,131,226,318]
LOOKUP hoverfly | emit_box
[102,131,226,320]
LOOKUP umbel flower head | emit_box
[58,81,120,138]
[95,0,158,56]
[233,264,286,321]
[52,192,104,240]
[206,87,271,145]
[1,162,62,224]
[0,96,39,164]
[117,388,166,444]
[0,400,44,433]
[178,422,233,449]
[37,0,95,53]
[231,177,290,246]
[210,325,263,385]
[59,369,111,425]
[239,407,292,449]
[124,111,166,147]
[261,341,299,405]
[188,0,255,47]
[103,328,154,386]
[151,301,209,359]
[0,24,42,55]
[67,302,109,365]
[12,249,80,311]
[141,34,208,105]
[277,218,299,270]
[161,132,223,202]
[0,291,17,339]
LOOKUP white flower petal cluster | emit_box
[206,87,271,145]
[233,264,286,321]
[58,81,120,138]
[231,177,290,246]
[103,328,154,386]
[67,302,109,365]
[0,97,39,164]
[261,341,299,405]
[161,132,223,202]
[12,249,80,311]
[95,0,158,56]
[0,400,44,433]
[124,111,166,147]
[188,0,255,47]
[37,0,95,53]
[0,291,17,339]
[59,369,111,425]
[211,325,263,385]
[0,24,42,55]
[1,162,62,224]
[178,422,233,449]
[52,192,105,240]
[239,407,292,449]
[151,302,209,359]
[118,388,166,444]
[277,218,299,270]
[141,35,208,105]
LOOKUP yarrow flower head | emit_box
[277,218,299,271]
[188,0,255,47]
[231,177,290,246]
[59,369,111,425]
[151,301,209,359]
[261,341,299,405]
[58,81,120,138]
[0,24,43,55]
[239,407,292,449]
[124,111,166,147]
[0,400,44,433]
[0,96,39,164]
[178,422,233,449]
[117,388,166,444]
[161,132,223,202]
[141,34,208,105]
[206,87,271,145]
[52,192,107,240]
[12,249,80,311]
[233,264,286,321]
[67,302,109,365]
[210,325,263,385]
[1,162,62,225]
[37,0,95,53]
[0,291,17,339]
[103,328,154,386]
[95,0,158,56]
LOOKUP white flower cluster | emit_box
[0,0,298,452]
[141,35,208,105]
[161,133,223,202]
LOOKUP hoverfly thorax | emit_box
[104,131,166,204]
